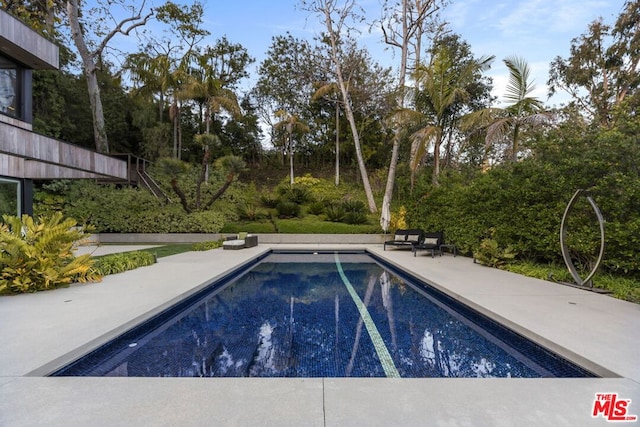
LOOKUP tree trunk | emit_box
[204,174,234,210]
[170,178,191,214]
[321,3,377,213]
[289,135,295,185]
[67,0,109,153]
[335,102,340,186]
[432,130,442,185]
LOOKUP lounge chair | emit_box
[413,231,444,257]
[384,229,424,251]
[222,232,258,250]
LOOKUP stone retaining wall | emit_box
[97,233,388,244]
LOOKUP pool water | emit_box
[52,251,595,378]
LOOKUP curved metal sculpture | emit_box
[560,190,605,287]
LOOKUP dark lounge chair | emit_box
[384,229,424,251]
[413,231,444,257]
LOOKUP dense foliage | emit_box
[5,1,639,296]
[35,180,226,233]
[0,213,100,294]
[406,113,640,278]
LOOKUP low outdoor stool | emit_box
[440,243,457,256]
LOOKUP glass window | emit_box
[0,55,19,118]
[0,178,20,218]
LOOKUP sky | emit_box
[107,0,626,107]
[201,0,624,106]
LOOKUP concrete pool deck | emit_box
[0,243,638,426]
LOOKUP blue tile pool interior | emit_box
[51,250,596,378]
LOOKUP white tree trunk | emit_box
[335,102,340,186]
[66,0,109,153]
[382,0,439,201]
[65,0,152,154]
[318,0,377,212]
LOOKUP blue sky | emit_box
[110,0,625,106]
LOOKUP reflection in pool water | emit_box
[53,252,594,378]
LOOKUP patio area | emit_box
[0,243,638,426]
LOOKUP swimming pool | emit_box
[52,251,595,378]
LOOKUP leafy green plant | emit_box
[259,193,280,208]
[92,251,156,275]
[324,203,345,222]
[276,201,301,218]
[341,199,367,214]
[237,202,265,221]
[343,211,369,225]
[473,238,517,268]
[307,201,326,215]
[0,213,100,295]
[277,184,314,204]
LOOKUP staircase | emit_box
[106,154,172,203]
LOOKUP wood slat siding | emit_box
[0,114,31,131]
[0,124,128,179]
[0,10,59,69]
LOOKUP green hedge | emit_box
[35,181,225,233]
[407,158,640,277]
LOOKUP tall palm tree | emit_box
[125,52,188,158]
[182,52,241,135]
[274,110,310,185]
[410,46,493,185]
[465,56,551,163]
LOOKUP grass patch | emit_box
[139,244,195,258]
[220,220,277,234]
[274,215,379,233]
[503,261,640,304]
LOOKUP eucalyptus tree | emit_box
[311,43,394,185]
[465,56,550,164]
[378,0,446,202]
[410,42,493,186]
[548,1,639,128]
[299,0,377,213]
[65,0,154,153]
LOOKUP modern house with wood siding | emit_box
[0,9,128,217]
